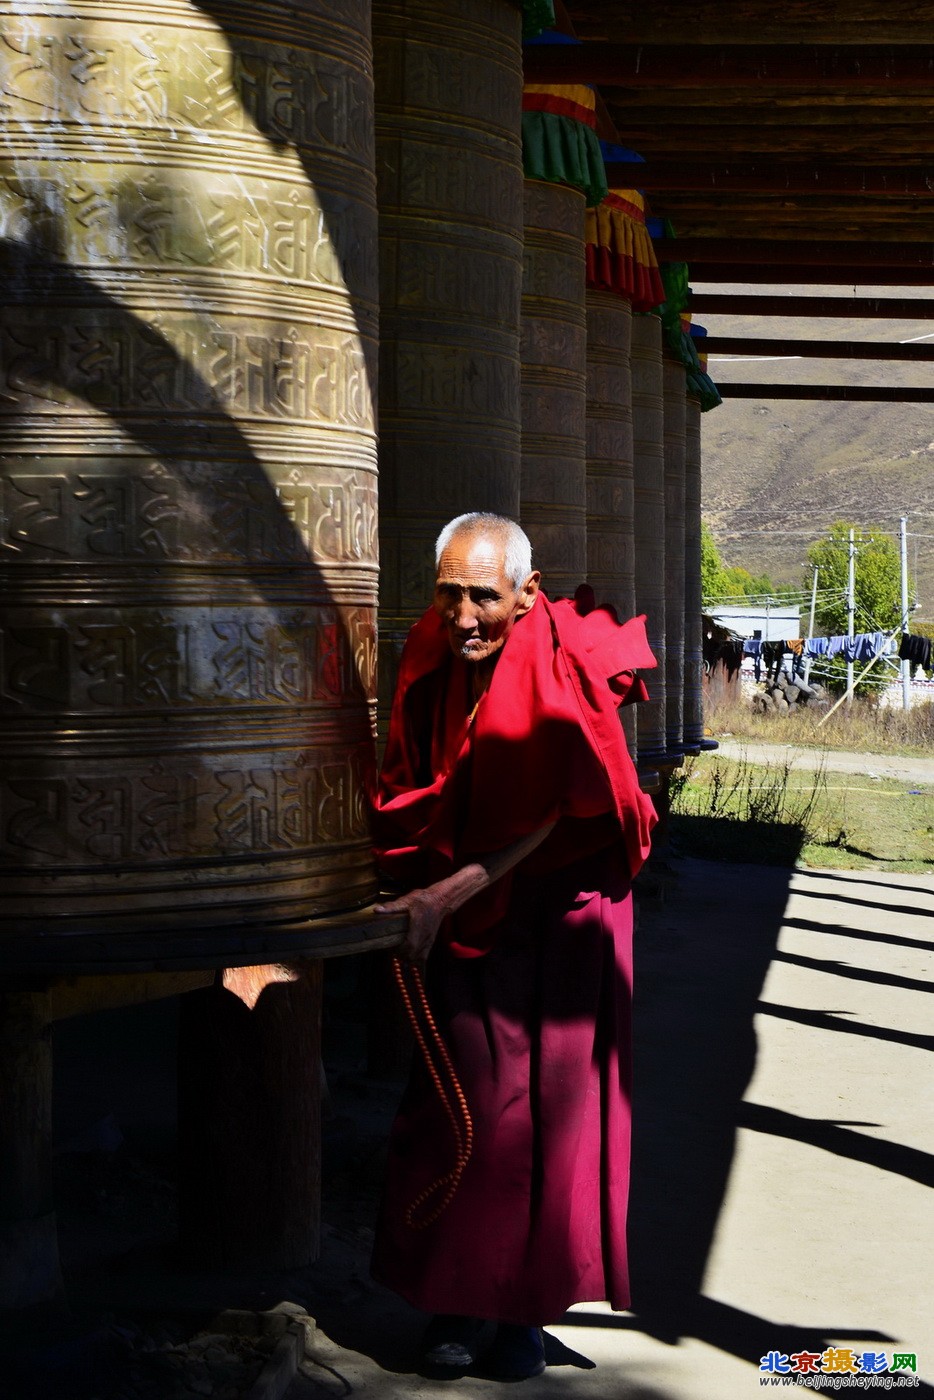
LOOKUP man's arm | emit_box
[373,822,557,964]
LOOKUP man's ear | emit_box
[515,571,541,617]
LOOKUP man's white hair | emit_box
[435,513,533,590]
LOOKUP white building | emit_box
[709,604,800,642]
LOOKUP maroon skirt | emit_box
[371,844,634,1325]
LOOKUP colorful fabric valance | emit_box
[521,38,608,208]
[585,188,666,311]
[685,321,722,413]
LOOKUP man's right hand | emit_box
[373,885,450,965]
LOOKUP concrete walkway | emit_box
[714,738,934,786]
[289,858,934,1399]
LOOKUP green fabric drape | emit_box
[522,0,556,39]
[521,110,609,207]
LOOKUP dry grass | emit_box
[705,692,934,757]
[669,753,833,865]
[671,753,934,871]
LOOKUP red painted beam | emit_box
[603,160,934,196]
[705,337,934,360]
[690,295,934,318]
[522,43,934,87]
[655,239,934,267]
[717,385,934,402]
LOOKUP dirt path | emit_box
[712,737,934,786]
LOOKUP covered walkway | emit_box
[293,857,933,1397]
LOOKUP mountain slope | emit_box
[698,284,934,620]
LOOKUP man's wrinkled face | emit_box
[434,532,539,664]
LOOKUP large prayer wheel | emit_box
[631,314,668,766]
[585,288,637,755]
[683,395,705,752]
[520,180,588,593]
[0,0,380,938]
[585,291,635,619]
[374,0,524,719]
[663,358,687,759]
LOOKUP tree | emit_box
[701,521,789,602]
[700,520,724,600]
[803,523,907,638]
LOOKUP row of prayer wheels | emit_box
[0,0,708,945]
[0,0,716,1307]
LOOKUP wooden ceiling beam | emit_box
[522,43,934,86]
[604,106,934,127]
[604,160,934,195]
[654,215,934,242]
[603,125,934,156]
[690,294,934,318]
[687,265,934,285]
[655,239,934,267]
[704,337,934,360]
[717,385,934,401]
[565,3,934,46]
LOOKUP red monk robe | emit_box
[371,590,657,1325]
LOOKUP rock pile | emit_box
[751,673,829,714]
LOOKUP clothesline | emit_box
[742,632,895,664]
[742,631,933,680]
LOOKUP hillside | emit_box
[697,283,934,621]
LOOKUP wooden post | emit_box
[177,967,323,1271]
[0,988,62,1311]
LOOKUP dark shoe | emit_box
[420,1314,486,1374]
[484,1324,546,1380]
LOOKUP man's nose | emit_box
[451,597,479,632]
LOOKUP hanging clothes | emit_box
[743,638,763,680]
[761,640,785,683]
[899,634,933,673]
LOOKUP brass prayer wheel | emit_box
[663,358,687,760]
[374,0,524,722]
[0,0,379,938]
[585,288,637,755]
[585,290,635,619]
[683,395,705,752]
[520,180,588,594]
[631,313,668,765]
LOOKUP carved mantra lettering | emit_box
[0,468,377,565]
[0,29,372,157]
[396,40,518,131]
[0,609,374,711]
[0,173,374,289]
[392,347,515,418]
[399,145,522,228]
[0,319,373,426]
[1,750,372,863]
[394,241,519,321]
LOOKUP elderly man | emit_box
[372,512,656,1380]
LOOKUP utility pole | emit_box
[803,565,819,686]
[846,528,856,705]
[900,515,910,711]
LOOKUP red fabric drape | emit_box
[373,592,657,955]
